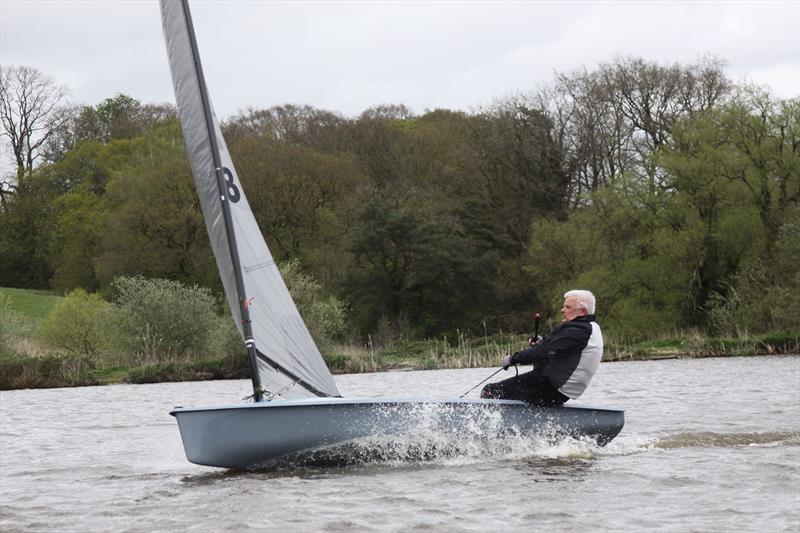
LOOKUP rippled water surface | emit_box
[2,356,799,532]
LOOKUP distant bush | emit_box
[126,351,249,384]
[209,314,244,359]
[708,260,800,337]
[279,259,347,347]
[38,289,109,357]
[0,352,98,389]
[110,276,217,364]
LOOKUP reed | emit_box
[324,332,528,374]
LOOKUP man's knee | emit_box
[480,384,498,398]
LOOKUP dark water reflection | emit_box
[1,355,799,532]
[519,456,595,483]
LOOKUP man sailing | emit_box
[481,290,603,406]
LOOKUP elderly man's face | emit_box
[561,297,587,321]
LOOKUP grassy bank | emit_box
[0,287,60,320]
[0,351,252,390]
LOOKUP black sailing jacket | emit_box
[509,314,603,399]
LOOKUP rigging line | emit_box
[243,376,302,402]
[243,260,276,273]
[271,378,303,399]
[458,365,518,399]
[254,349,339,398]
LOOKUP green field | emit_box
[0,287,62,321]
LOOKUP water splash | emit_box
[250,401,612,470]
[256,433,603,470]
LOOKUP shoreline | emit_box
[4,288,798,390]
[1,349,797,392]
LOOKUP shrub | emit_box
[126,352,249,384]
[0,352,98,390]
[209,314,245,358]
[279,259,348,347]
[708,260,800,337]
[38,289,109,357]
[110,276,217,364]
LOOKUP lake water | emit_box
[1,356,799,532]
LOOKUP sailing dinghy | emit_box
[161,0,624,469]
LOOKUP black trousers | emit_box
[480,370,569,406]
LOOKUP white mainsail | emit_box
[160,0,340,399]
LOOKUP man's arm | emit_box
[509,343,548,366]
[510,323,589,366]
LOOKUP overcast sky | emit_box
[1,0,799,121]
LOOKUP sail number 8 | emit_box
[222,167,241,203]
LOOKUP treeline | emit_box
[1,56,798,343]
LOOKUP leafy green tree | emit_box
[38,288,109,356]
[110,276,216,364]
[76,94,143,142]
[279,259,347,347]
[0,170,61,288]
[446,100,569,328]
[707,209,800,335]
[524,175,697,338]
[344,105,420,192]
[95,121,213,289]
[1,97,182,292]
[662,90,799,244]
[347,196,496,337]
[657,90,799,320]
[39,137,130,195]
[66,94,177,146]
[229,133,365,266]
[42,132,158,293]
[524,89,797,338]
[468,99,569,254]
[47,189,107,293]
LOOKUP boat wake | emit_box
[600,430,800,457]
[652,430,800,449]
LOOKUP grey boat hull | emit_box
[170,398,624,469]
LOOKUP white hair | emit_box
[564,289,596,315]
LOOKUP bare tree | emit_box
[536,68,637,204]
[0,65,71,190]
[599,55,731,188]
[534,55,732,203]
[224,104,345,151]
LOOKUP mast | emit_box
[178,0,263,401]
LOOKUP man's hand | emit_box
[528,335,543,346]
[500,354,512,370]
